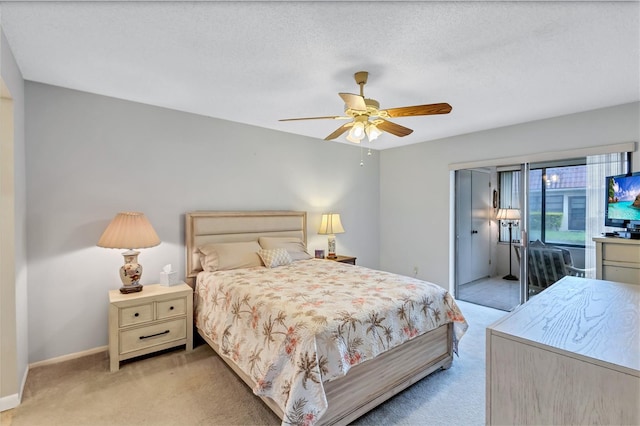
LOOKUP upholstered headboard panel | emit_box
[185,211,307,287]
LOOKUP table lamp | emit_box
[318,213,345,259]
[97,212,160,293]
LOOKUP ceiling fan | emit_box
[279,71,452,144]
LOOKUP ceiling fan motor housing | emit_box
[345,99,380,118]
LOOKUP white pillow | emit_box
[258,248,292,268]
[198,241,262,271]
[258,237,313,261]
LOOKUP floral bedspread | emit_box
[195,259,468,425]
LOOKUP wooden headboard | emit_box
[185,211,307,287]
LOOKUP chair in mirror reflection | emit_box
[515,244,589,294]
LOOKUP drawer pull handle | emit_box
[169,306,174,310]
[134,313,139,317]
[139,330,170,340]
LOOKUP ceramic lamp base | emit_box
[327,235,337,259]
[120,283,144,294]
[119,250,144,293]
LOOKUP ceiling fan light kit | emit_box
[365,123,382,141]
[280,71,452,145]
[345,115,368,143]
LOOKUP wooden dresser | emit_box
[593,237,640,285]
[486,276,639,425]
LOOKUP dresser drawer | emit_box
[157,297,186,319]
[119,303,153,327]
[120,318,187,354]
[602,244,639,263]
[603,265,640,285]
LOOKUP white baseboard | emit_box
[19,365,28,402]
[29,345,108,369]
[1,346,102,412]
[1,346,107,412]
[0,366,29,412]
[0,393,19,412]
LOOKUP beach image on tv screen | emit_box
[608,176,640,221]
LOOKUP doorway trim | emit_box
[448,142,634,172]
[0,77,19,410]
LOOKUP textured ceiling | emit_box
[1,1,639,150]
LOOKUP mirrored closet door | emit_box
[454,150,630,310]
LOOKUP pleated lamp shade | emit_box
[97,212,160,249]
[317,213,345,235]
[496,208,520,221]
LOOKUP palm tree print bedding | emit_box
[195,258,468,426]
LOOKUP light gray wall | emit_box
[25,82,380,363]
[20,82,640,363]
[0,27,27,405]
[380,102,640,289]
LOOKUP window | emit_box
[499,162,587,247]
[546,195,564,213]
[499,153,629,249]
[537,164,587,246]
[568,196,586,231]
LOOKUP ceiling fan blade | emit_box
[382,102,452,118]
[279,115,350,122]
[339,93,367,111]
[376,119,413,137]
[324,123,353,140]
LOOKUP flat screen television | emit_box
[605,171,640,229]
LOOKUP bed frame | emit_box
[185,211,454,425]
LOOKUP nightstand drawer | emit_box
[120,318,187,354]
[119,303,153,327]
[157,297,186,319]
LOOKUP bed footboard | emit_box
[197,322,453,425]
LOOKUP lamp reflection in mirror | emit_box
[97,212,160,293]
[496,208,520,281]
[318,213,345,259]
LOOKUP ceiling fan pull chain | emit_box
[360,146,364,167]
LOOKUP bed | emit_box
[185,211,468,425]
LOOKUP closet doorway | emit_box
[455,168,520,311]
[455,169,492,284]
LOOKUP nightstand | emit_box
[108,283,193,372]
[327,255,357,265]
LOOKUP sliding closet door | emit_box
[455,169,491,287]
[518,163,530,305]
[456,170,473,286]
[451,142,633,308]
[514,156,628,304]
[498,163,530,306]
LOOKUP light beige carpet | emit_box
[4,301,504,426]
